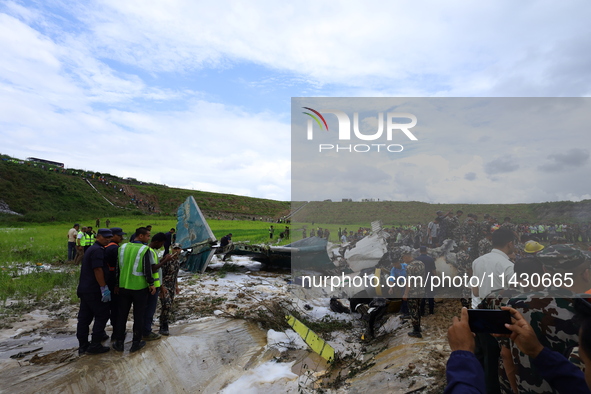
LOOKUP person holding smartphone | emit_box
[444,302,591,394]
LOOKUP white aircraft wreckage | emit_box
[290,221,460,299]
[174,201,463,303]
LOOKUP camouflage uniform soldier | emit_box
[478,235,493,257]
[402,249,425,338]
[480,214,491,239]
[450,210,463,242]
[454,241,472,308]
[506,244,588,393]
[463,218,480,261]
[442,212,455,241]
[158,243,182,336]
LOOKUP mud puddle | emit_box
[0,333,77,360]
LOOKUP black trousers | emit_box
[77,292,110,346]
[115,287,148,342]
[475,332,501,394]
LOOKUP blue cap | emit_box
[97,228,113,237]
[110,227,126,236]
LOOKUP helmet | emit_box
[524,240,544,254]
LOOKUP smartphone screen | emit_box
[468,309,512,334]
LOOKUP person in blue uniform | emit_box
[103,227,126,341]
[76,228,113,355]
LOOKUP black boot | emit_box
[78,342,90,355]
[159,320,169,336]
[408,326,422,338]
[112,340,124,352]
[130,340,146,352]
[86,341,110,354]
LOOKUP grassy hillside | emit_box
[2,154,590,225]
[292,200,591,225]
[0,155,289,222]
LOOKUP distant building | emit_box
[27,157,64,168]
[342,198,353,202]
[361,198,376,202]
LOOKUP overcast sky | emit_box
[292,98,591,203]
[1,1,591,202]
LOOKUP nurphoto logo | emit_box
[302,107,418,153]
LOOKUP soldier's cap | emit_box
[536,244,585,271]
[110,227,126,236]
[97,228,113,237]
[419,245,427,252]
[436,210,443,215]
[172,243,182,249]
[524,240,544,254]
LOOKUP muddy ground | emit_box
[0,256,461,393]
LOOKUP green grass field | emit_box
[0,216,329,265]
[0,215,310,315]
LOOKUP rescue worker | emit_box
[402,248,426,338]
[159,243,183,336]
[74,226,87,265]
[103,227,126,340]
[142,232,174,341]
[505,244,590,393]
[112,227,156,353]
[76,228,113,355]
[67,223,79,262]
[82,226,96,252]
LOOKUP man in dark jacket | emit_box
[76,228,113,355]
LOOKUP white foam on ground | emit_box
[327,331,364,358]
[220,360,298,394]
[294,297,356,323]
[376,314,402,335]
[266,329,307,352]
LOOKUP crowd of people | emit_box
[70,223,181,354]
[3,157,159,212]
[66,209,591,392]
[394,210,591,393]
[332,209,591,393]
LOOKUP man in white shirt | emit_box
[427,217,440,247]
[67,223,79,262]
[471,226,516,393]
[471,226,516,308]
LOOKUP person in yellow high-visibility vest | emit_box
[82,226,96,252]
[112,227,156,353]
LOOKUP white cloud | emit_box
[2,2,591,205]
[47,0,591,95]
[0,12,291,200]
